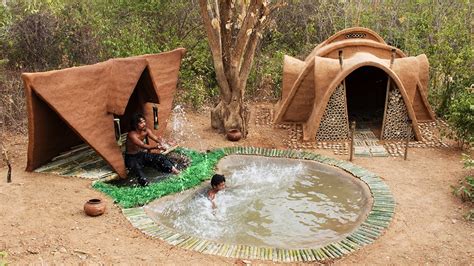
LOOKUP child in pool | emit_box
[208,174,226,208]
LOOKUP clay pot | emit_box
[226,129,242,141]
[84,198,106,217]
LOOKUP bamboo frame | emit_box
[380,78,391,140]
[343,80,350,139]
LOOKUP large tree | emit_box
[198,0,284,137]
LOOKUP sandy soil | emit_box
[0,104,473,265]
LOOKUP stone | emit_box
[27,247,40,254]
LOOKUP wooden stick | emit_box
[404,119,412,160]
[342,81,350,138]
[1,144,11,183]
[350,121,356,162]
[381,78,391,139]
[390,48,396,67]
[162,145,179,155]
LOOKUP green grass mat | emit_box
[93,148,226,208]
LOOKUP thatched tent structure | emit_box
[274,27,435,141]
[22,48,186,178]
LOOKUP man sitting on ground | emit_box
[125,113,179,186]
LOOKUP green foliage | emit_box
[0,0,471,133]
[445,89,474,148]
[178,41,218,109]
[247,50,285,100]
[93,148,226,208]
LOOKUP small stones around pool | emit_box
[122,147,395,262]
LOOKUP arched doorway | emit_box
[345,66,388,138]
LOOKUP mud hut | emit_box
[274,27,435,141]
[22,48,186,178]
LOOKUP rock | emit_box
[27,247,40,254]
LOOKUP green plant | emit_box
[452,154,474,221]
[453,175,474,202]
[445,88,474,148]
[0,251,8,266]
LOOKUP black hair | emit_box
[211,174,225,188]
[130,113,145,131]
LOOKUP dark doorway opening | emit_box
[345,66,388,137]
[29,89,84,170]
[115,67,159,137]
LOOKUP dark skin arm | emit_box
[127,129,163,151]
[147,129,178,150]
[146,129,165,148]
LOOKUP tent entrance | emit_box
[114,67,160,140]
[30,90,85,163]
[30,90,118,179]
[345,66,388,138]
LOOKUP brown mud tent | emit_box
[22,48,186,178]
[274,27,435,141]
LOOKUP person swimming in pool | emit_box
[208,174,226,208]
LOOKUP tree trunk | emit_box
[211,99,249,137]
[198,0,284,138]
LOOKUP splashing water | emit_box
[170,105,204,151]
[170,105,188,143]
[147,156,371,249]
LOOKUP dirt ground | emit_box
[0,104,473,265]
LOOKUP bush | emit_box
[4,11,62,71]
[445,87,474,148]
[0,69,27,133]
[452,154,474,221]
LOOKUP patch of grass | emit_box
[93,148,226,208]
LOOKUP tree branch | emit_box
[231,0,261,71]
[1,144,11,183]
[239,1,285,90]
[219,0,233,80]
[199,0,232,102]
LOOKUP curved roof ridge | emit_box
[305,27,388,62]
[325,27,386,44]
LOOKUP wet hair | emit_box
[211,174,225,188]
[130,113,145,131]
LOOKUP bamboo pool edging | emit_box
[122,146,395,262]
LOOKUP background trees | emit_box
[0,0,471,144]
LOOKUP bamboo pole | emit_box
[404,118,412,160]
[390,48,396,67]
[350,121,356,161]
[380,78,391,139]
[342,80,350,139]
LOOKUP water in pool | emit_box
[146,155,371,249]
